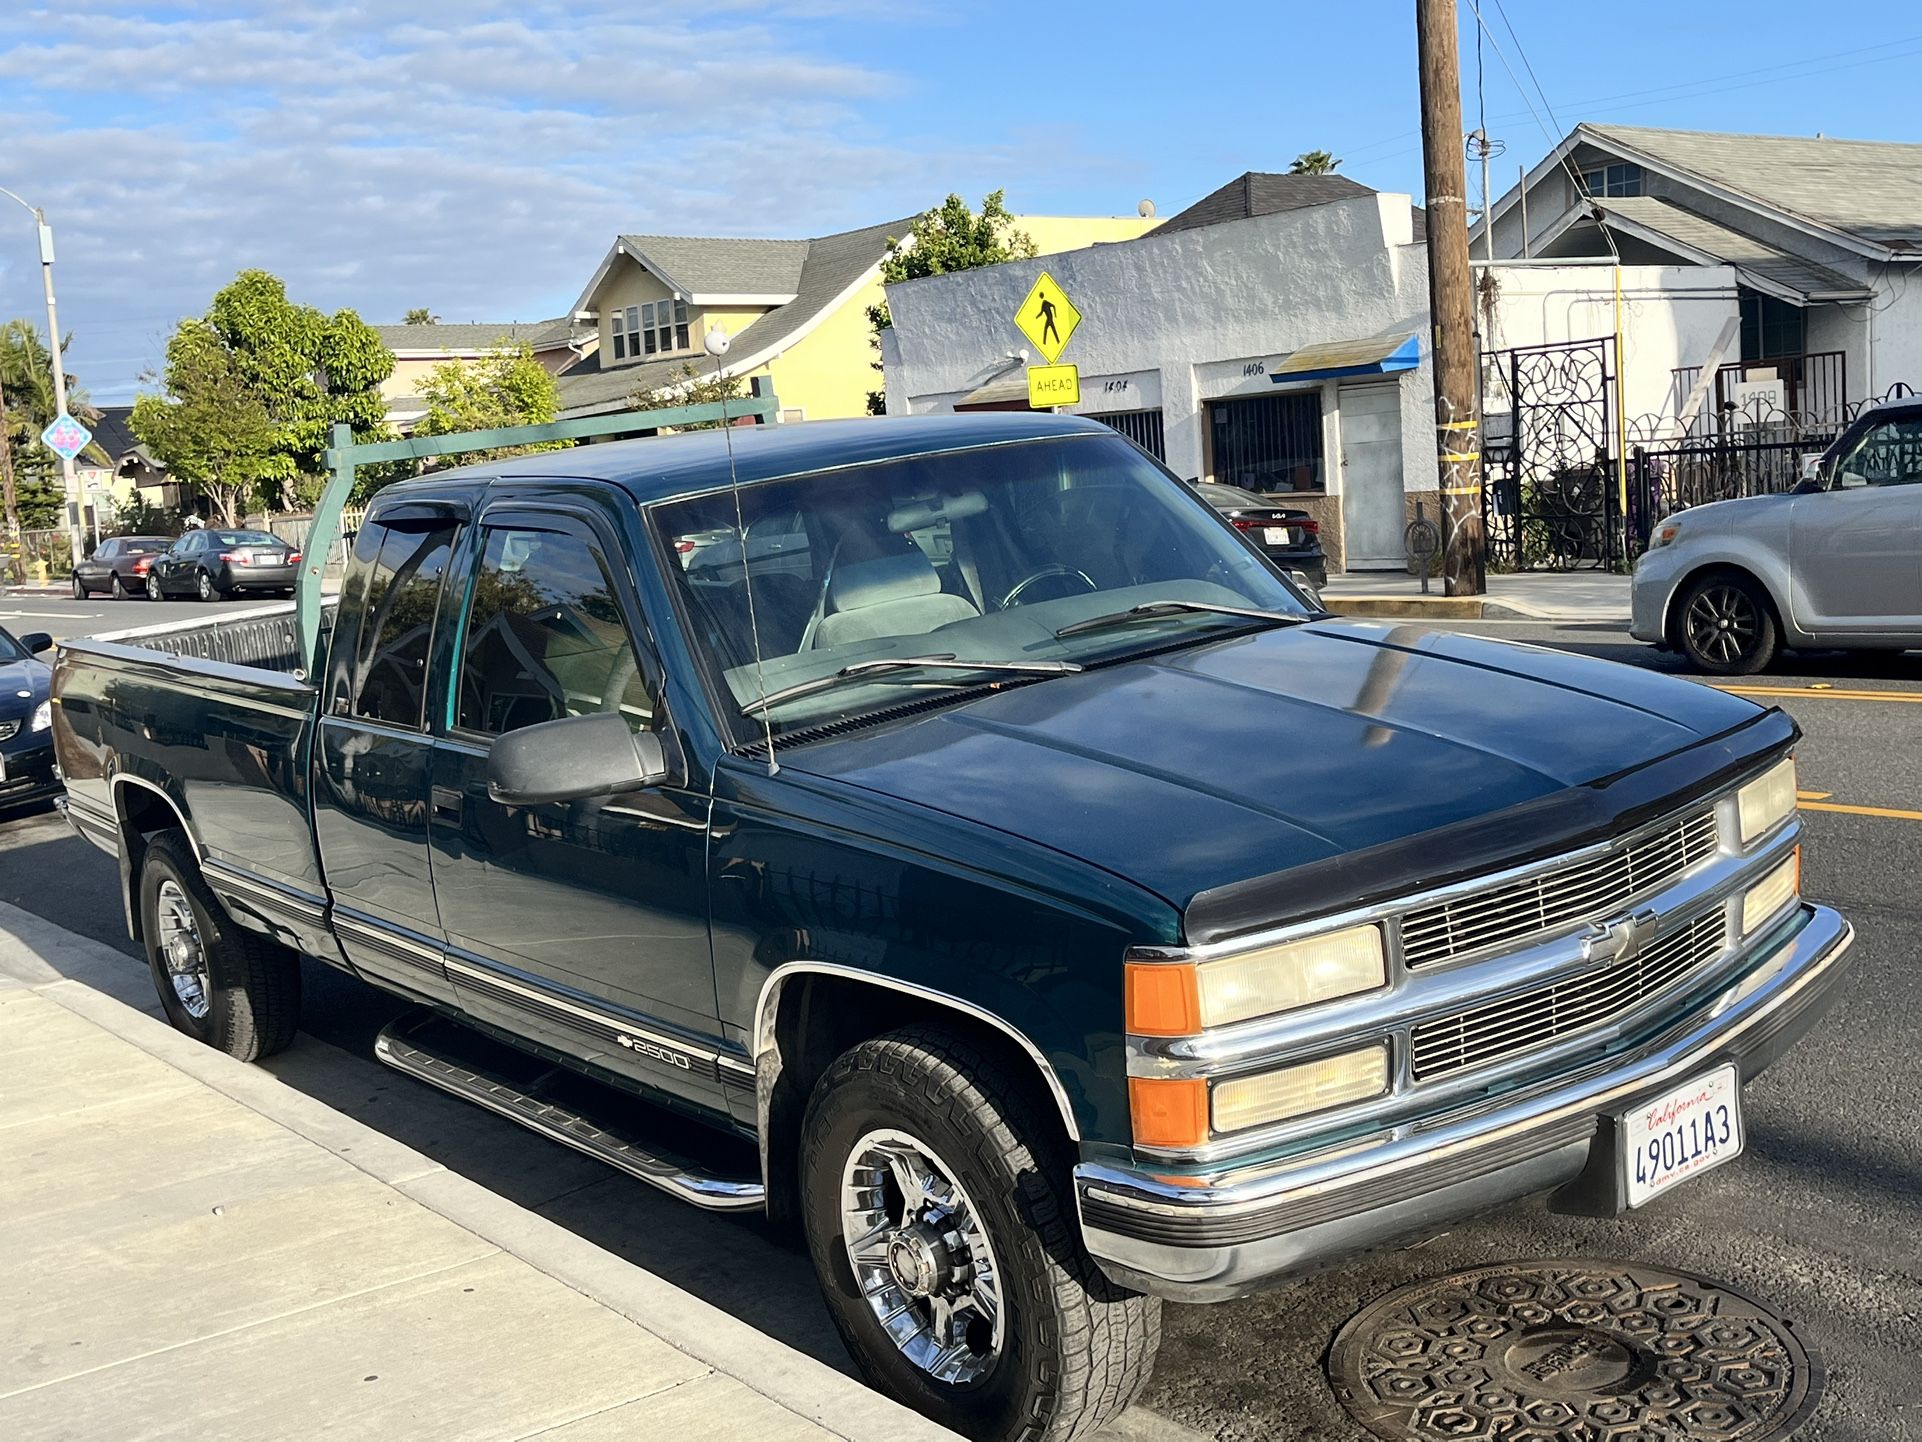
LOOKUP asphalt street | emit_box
[2,593,1917,1442]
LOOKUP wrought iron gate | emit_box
[1482,337,1619,570]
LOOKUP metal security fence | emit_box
[1087,408,1167,462]
[1481,337,1621,570]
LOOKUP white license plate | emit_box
[1263,527,1291,545]
[1623,1065,1742,1207]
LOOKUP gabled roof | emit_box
[1575,196,1872,302]
[89,405,139,461]
[374,318,578,353]
[1586,125,1922,254]
[1157,171,1426,241]
[614,235,809,301]
[1490,124,1922,259]
[557,217,910,417]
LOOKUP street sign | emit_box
[1014,271,1081,364]
[1027,364,1079,409]
[41,413,91,461]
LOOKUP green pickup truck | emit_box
[53,414,1854,1441]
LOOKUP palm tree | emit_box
[0,319,100,536]
[1290,150,1342,175]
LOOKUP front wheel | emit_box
[139,831,301,1060]
[802,1026,1159,1442]
[148,572,166,600]
[1676,572,1779,674]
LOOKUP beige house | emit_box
[373,319,594,432]
[555,213,1159,422]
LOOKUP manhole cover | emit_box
[1328,1260,1821,1441]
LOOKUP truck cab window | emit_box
[456,526,657,736]
[334,519,457,728]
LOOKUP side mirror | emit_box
[20,632,54,655]
[1289,571,1323,608]
[486,711,668,806]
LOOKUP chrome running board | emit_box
[374,1011,765,1212]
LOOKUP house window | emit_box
[1740,290,1805,362]
[611,311,626,361]
[1207,392,1324,492]
[626,305,643,357]
[642,299,690,356]
[1580,163,1644,198]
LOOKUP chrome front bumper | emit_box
[1075,903,1853,1302]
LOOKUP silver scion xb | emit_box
[1631,397,1922,673]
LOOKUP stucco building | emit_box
[881,176,1437,572]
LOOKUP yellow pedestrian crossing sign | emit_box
[1014,271,1080,364]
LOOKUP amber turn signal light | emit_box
[1125,961,1201,1037]
[1129,1076,1210,1149]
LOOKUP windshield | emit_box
[651,432,1311,739]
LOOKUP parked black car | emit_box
[0,624,58,811]
[71,535,171,598]
[1194,482,1327,588]
[147,529,301,601]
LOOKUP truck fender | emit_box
[109,773,201,941]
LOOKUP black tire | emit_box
[111,572,129,600]
[1675,571,1779,675]
[801,1025,1159,1442]
[148,572,166,600]
[71,572,86,598]
[196,568,221,602]
[138,830,301,1060]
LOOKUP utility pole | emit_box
[1417,0,1486,595]
[0,186,86,566]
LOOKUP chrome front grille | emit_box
[1400,810,1720,969]
[0,719,18,741]
[1409,911,1729,1081]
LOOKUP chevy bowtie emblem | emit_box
[1582,908,1660,966]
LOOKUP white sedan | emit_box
[1631,398,1922,673]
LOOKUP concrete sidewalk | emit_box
[1320,569,1632,623]
[0,900,960,1442]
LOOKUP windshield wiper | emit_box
[740,653,1083,718]
[1053,599,1306,640]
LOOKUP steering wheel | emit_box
[999,565,1098,609]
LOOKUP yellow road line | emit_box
[1796,790,1832,801]
[1799,799,1922,823]
[1713,684,1922,703]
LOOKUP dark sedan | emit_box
[148,529,302,601]
[71,535,171,598]
[0,624,58,812]
[1195,482,1327,588]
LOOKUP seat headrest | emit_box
[828,552,942,612]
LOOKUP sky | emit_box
[3,1,1919,407]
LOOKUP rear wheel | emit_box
[196,568,221,602]
[71,573,86,598]
[139,831,301,1060]
[111,572,130,599]
[801,1026,1159,1442]
[1676,572,1779,674]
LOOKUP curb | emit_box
[0,899,962,1442]
[1322,595,1487,620]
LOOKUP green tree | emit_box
[1289,150,1342,175]
[134,270,395,517]
[1,320,103,533]
[413,341,567,470]
[865,190,1037,414]
[131,319,279,526]
[630,362,748,431]
[402,307,438,325]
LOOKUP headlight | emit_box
[1211,1045,1391,1133]
[1126,924,1387,1035]
[1736,757,1797,845]
[1649,518,1683,548]
[1741,850,1799,935]
[30,700,51,733]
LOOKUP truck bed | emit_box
[53,601,334,955]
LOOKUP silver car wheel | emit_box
[1684,583,1758,666]
[840,1127,1004,1386]
[155,879,212,1020]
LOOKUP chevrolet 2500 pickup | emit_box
[53,414,1854,1442]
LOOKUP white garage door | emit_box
[1340,384,1406,570]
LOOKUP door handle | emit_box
[431,786,462,823]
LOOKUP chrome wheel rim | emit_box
[155,879,212,1020]
[840,1128,1004,1385]
[1685,585,1757,666]
[198,572,214,600]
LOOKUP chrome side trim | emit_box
[751,961,1082,1142]
[202,860,327,924]
[334,910,446,972]
[109,774,199,855]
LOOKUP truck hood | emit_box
[780,621,1771,924]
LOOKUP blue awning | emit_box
[1271,332,1421,385]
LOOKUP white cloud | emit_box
[0,1,972,403]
